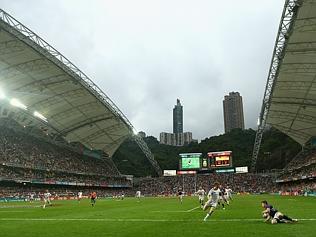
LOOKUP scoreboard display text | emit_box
[208,151,232,168]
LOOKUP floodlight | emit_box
[10,98,27,110]
[0,89,5,99]
[257,117,261,126]
[33,111,48,122]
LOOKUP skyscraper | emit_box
[159,99,194,146]
[173,99,183,134]
[223,92,245,133]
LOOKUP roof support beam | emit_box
[251,0,301,172]
[59,115,113,136]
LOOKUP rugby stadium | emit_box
[0,1,316,237]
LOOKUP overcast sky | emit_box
[1,0,285,140]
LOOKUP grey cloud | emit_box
[1,0,285,140]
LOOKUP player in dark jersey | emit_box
[261,200,297,224]
[90,192,97,207]
[218,185,229,209]
[178,189,184,204]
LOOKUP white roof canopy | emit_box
[267,0,316,145]
[0,9,134,156]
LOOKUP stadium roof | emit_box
[0,9,134,157]
[266,0,316,145]
[251,0,316,171]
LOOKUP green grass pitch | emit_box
[0,195,315,237]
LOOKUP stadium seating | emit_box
[0,118,131,188]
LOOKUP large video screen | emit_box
[179,153,201,170]
[208,151,232,168]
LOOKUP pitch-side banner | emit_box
[163,170,177,176]
[235,166,248,173]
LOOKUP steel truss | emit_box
[0,9,162,175]
[132,135,163,176]
[251,0,301,172]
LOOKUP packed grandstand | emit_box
[0,1,316,203]
[0,116,315,200]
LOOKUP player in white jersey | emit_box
[225,187,233,202]
[43,190,52,209]
[203,182,221,221]
[77,191,83,203]
[29,193,35,203]
[195,187,206,208]
[135,191,141,201]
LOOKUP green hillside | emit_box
[113,128,301,177]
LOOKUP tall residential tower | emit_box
[223,92,245,133]
[160,99,193,146]
[173,99,183,134]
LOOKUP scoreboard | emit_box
[208,151,233,168]
[179,153,202,170]
[178,151,233,171]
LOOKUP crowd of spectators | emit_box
[0,185,134,199]
[0,120,119,176]
[276,179,316,194]
[0,118,131,188]
[275,148,316,194]
[0,165,132,187]
[136,173,276,196]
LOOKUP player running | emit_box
[203,182,221,221]
[195,187,206,208]
[261,200,298,224]
[77,191,83,203]
[218,185,229,209]
[135,190,141,202]
[90,191,97,207]
[42,190,52,209]
[178,189,184,204]
[225,186,233,201]
[29,192,35,203]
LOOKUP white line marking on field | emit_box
[186,206,200,212]
[0,218,315,222]
[151,211,191,213]
[151,206,200,213]
[0,211,27,213]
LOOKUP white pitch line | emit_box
[151,211,191,213]
[0,211,28,213]
[186,206,200,212]
[0,218,315,222]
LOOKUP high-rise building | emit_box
[173,99,183,134]
[159,132,192,146]
[137,131,146,138]
[159,99,194,146]
[223,92,245,133]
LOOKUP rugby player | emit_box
[218,185,229,209]
[77,191,83,203]
[261,200,298,224]
[29,192,35,203]
[135,190,141,201]
[178,189,184,204]
[42,190,52,209]
[203,182,221,221]
[225,186,233,201]
[195,187,206,208]
[90,191,97,207]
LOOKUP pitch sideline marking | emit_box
[186,206,200,212]
[152,206,200,213]
[0,218,315,222]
